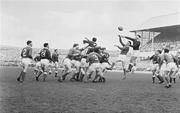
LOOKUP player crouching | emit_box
[85,51,103,83]
[36,43,52,82]
[99,48,112,82]
[17,40,33,83]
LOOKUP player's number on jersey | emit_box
[22,49,27,57]
[41,50,46,57]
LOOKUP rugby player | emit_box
[121,34,141,70]
[33,53,41,75]
[161,49,178,88]
[52,49,59,77]
[99,48,111,82]
[79,55,88,82]
[36,43,52,82]
[170,50,180,83]
[111,35,131,79]
[149,50,164,83]
[17,40,33,83]
[85,51,102,83]
[58,43,82,82]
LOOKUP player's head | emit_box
[136,34,141,40]
[54,49,58,53]
[155,50,162,55]
[27,40,32,47]
[164,48,169,53]
[44,43,49,48]
[126,41,131,46]
[73,43,79,49]
[92,37,97,42]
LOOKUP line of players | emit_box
[17,31,142,83]
[149,48,180,88]
[17,37,116,83]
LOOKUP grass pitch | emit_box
[0,66,180,113]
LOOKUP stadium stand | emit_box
[131,12,180,52]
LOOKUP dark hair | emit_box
[128,41,131,45]
[164,48,169,53]
[92,37,97,42]
[157,50,162,54]
[44,43,49,47]
[27,40,32,45]
[73,43,79,48]
[54,49,57,52]
[137,35,141,38]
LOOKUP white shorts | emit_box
[131,50,140,57]
[117,55,127,62]
[35,61,41,67]
[80,58,89,68]
[40,59,50,67]
[151,64,159,71]
[166,62,178,72]
[63,58,72,68]
[53,61,59,68]
[101,62,110,70]
[87,62,101,74]
[21,58,32,66]
[71,60,81,68]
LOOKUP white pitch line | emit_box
[87,88,97,92]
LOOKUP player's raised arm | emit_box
[114,44,123,50]
[124,36,135,41]
[118,35,125,46]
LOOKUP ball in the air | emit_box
[118,26,123,31]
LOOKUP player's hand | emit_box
[118,35,124,38]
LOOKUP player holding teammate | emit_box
[121,34,141,70]
[36,43,52,82]
[17,40,33,83]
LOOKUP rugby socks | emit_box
[61,72,69,80]
[173,78,176,83]
[34,69,38,75]
[156,75,164,84]
[21,72,26,82]
[170,77,172,84]
[55,71,58,77]
[36,71,43,81]
[17,71,24,82]
[152,77,155,83]
[43,72,47,82]
[79,74,85,82]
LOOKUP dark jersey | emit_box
[34,55,41,62]
[150,55,161,64]
[100,52,110,63]
[67,48,81,60]
[52,53,59,62]
[40,48,51,61]
[21,46,32,59]
[87,52,100,64]
[120,46,129,55]
[125,36,140,50]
